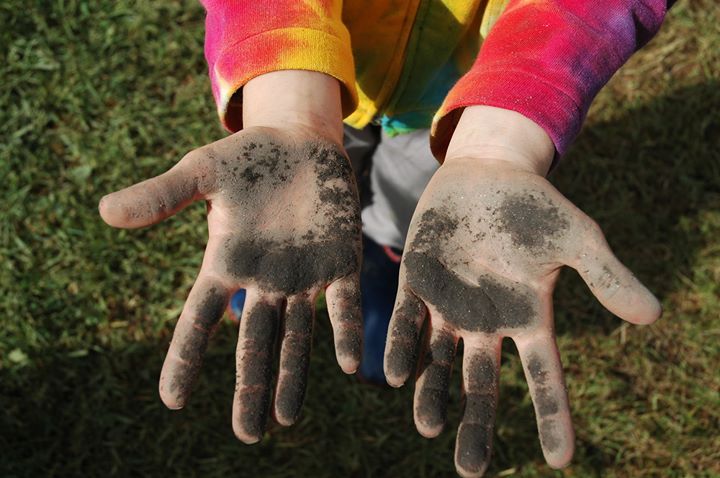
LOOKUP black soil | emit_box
[166,286,227,399]
[410,208,459,249]
[495,191,570,253]
[219,137,361,296]
[275,300,313,424]
[224,239,358,295]
[218,139,303,202]
[168,324,208,400]
[405,207,536,332]
[310,142,361,237]
[237,301,279,440]
[415,331,456,430]
[456,352,498,472]
[405,252,534,332]
[527,353,560,417]
[312,144,353,183]
[332,284,363,362]
[385,291,425,378]
[539,420,561,452]
[196,286,227,329]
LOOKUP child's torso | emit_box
[342,0,510,134]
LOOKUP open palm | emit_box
[100,127,363,443]
[384,158,661,477]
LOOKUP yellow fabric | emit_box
[341,0,510,130]
[209,0,511,132]
[342,0,421,127]
[217,28,358,131]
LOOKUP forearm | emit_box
[244,70,344,145]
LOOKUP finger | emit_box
[414,326,458,438]
[384,283,427,387]
[325,274,362,374]
[572,221,661,325]
[99,153,205,228]
[158,274,230,410]
[515,335,575,469]
[232,292,281,444]
[454,338,502,478]
[273,295,314,426]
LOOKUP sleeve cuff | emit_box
[430,67,583,162]
[209,27,358,132]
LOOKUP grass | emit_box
[1,0,718,476]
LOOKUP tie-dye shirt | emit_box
[201,0,668,159]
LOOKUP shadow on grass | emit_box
[1,83,717,478]
[0,316,451,478]
[552,81,720,338]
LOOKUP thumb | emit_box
[99,153,206,228]
[571,221,661,325]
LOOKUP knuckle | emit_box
[582,216,603,237]
[181,147,205,165]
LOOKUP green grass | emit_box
[1,1,718,476]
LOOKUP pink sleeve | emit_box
[431,0,668,160]
[201,0,356,132]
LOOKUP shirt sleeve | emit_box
[201,0,357,132]
[430,0,669,161]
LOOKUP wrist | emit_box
[243,70,344,145]
[444,106,555,176]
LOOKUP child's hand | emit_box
[99,125,362,443]
[384,107,661,477]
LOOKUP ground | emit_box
[1,1,718,476]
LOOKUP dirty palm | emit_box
[384,159,661,476]
[99,128,363,442]
[99,140,660,474]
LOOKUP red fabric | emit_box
[431,0,668,160]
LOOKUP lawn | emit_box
[1,1,718,477]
